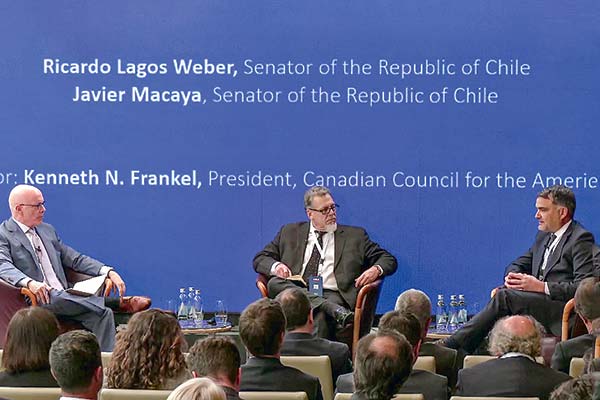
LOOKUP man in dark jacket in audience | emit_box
[337,311,448,400]
[395,289,458,388]
[351,329,413,400]
[188,337,242,400]
[277,287,353,383]
[552,277,600,373]
[456,315,571,400]
[49,330,103,400]
[239,298,323,400]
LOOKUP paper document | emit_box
[67,275,106,297]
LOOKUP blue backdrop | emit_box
[1,1,599,313]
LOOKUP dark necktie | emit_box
[302,231,326,282]
[538,233,557,280]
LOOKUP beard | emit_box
[323,222,337,233]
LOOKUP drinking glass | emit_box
[215,300,228,326]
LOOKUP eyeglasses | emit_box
[308,204,339,215]
[19,201,45,209]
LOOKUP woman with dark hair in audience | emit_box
[0,307,60,386]
[106,309,191,389]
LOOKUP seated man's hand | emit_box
[504,272,545,293]
[108,270,126,297]
[27,280,51,304]
[355,266,381,288]
[274,263,292,279]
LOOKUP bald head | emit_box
[8,184,46,227]
[488,315,542,357]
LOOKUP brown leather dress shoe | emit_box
[119,296,152,313]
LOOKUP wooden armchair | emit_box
[0,269,113,347]
[256,273,383,356]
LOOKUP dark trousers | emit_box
[267,277,350,339]
[450,288,566,353]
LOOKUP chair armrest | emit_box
[352,278,383,356]
[256,273,269,298]
[562,298,575,341]
[20,287,37,306]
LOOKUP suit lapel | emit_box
[7,218,38,264]
[296,223,310,273]
[334,226,346,269]
[542,223,573,279]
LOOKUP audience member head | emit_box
[187,337,241,391]
[379,310,421,359]
[488,315,542,357]
[8,184,45,228]
[536,185,576,232]
[303,186,336,232]
[49,330,102,399]
[239,298,286,357]
[394,289,432,337]
[167,377,226,400]
[276,287,313,331]
[1,307,59,374]
[575,277,600,332]
[550,374,593,400]
[106,309,187,389]
[354,330,413,400]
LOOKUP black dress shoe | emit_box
[334,308,354,328]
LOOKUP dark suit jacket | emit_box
[336,369,448,400]
[0,368,58,387]
[551,333,594,373]
[505,220,595,301]
[240,356,323,400]
[456,356,571,400]
[281,331,353,383]
[419,342,457,389]
[254,222,397,308]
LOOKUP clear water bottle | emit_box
[435,294,448,332]
[448,294,459,332]
[177,287,188,322]
[187,287,196,321]
[192,289,203,327]
[457,294,468,327]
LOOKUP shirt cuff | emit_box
[270,262,281,275]
[375,265,384,276]
[100,266,113,276]
[544,282,550,296]
[18,277,32,288]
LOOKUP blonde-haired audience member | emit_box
[167,378,226,400]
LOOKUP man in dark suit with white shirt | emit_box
[277,287,352,383]
[552,276,600,373]
[444,185,595,353]
[254,186,397,339]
